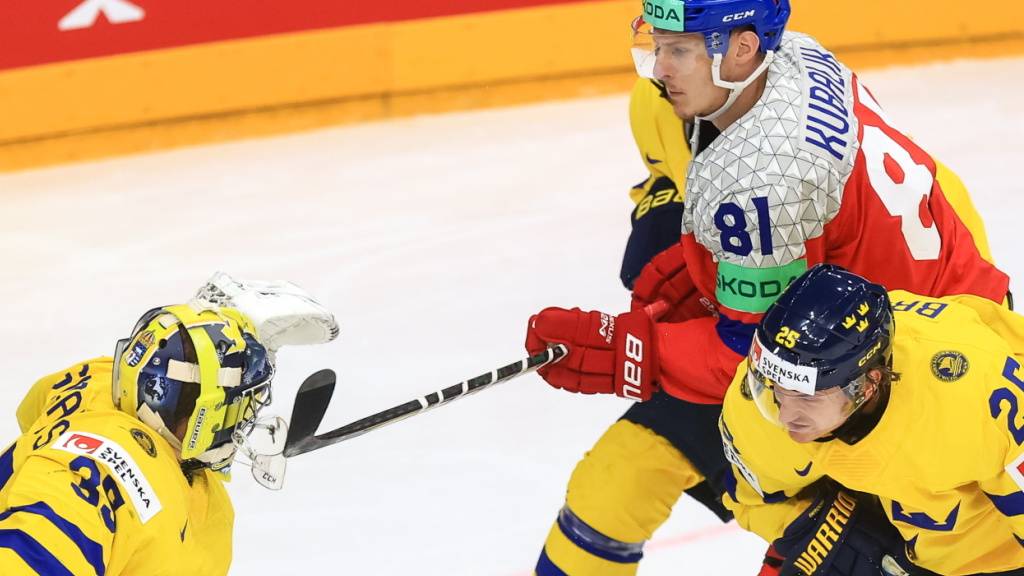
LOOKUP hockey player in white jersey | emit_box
[527,1,1009,574]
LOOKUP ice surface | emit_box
[2,56,1022,574]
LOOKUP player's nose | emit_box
[653,55,673,81]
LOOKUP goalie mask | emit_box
[113,304,275,475]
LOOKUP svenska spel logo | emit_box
[63,433,104,454]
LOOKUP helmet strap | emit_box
[690,50,775,150]
[137,403,184,452]
[194,443,238,472]
[826,377,891,445]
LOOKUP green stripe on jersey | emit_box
[716,259,808,313]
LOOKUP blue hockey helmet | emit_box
[638,0,790,57]
[631,0,791,127]
[745,265,893,426]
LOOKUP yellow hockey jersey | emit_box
[620,78,696,288]
[720,292,1024,575]
[0,358,233,575]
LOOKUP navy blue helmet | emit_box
[754,264,893,395]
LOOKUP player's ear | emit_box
[863,368,884,399]
[731,28,762,63]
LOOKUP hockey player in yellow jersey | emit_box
[720,264,1024,575]
[0,273,338,575]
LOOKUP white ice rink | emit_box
[2,56,1023,575]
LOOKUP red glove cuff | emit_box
[611,309,658,401]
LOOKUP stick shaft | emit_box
[284,344,566,457]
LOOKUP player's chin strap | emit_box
[690,51,775,152]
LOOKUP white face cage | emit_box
[231,385,288,490]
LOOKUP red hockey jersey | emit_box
[651,32,1009,404]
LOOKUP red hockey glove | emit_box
[758,544,785,576]
[525,307,658,401]
[630,241,714,323]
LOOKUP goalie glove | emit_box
[192,272,339,356]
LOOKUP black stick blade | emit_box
[284,369,336,457]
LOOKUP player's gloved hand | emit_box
[630,241,715,322]
[773,484,904,576]
[525,307,658,401]
[192,272,339,358]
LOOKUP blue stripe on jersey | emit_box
[535,548,569,576]
[0,502,105,576]
[555,506,644,564]
[0,529,75,576]
[722,466,739,502]
[0,444,13,492]
[987,491,1024,517]
[715,316,757,357]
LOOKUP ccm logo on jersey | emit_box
[55,431,163,523]
[723,10,755,22]
[621,333,645,400]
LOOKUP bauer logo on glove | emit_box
[525,307,659,401]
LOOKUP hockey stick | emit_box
[283,344,568,457]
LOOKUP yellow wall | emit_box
[2,0,1022,172]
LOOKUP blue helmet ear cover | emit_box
[758,264,894,392]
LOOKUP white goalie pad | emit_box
[192,271,339,354]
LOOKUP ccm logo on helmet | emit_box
[643,1,681,23]
[622,333,644,400]
[723,9,756,22]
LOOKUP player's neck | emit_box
[828,382,891,445]
[710,72,768,132]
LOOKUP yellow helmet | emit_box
[113,304,274,472]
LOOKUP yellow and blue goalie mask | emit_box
[112,304,274,472]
